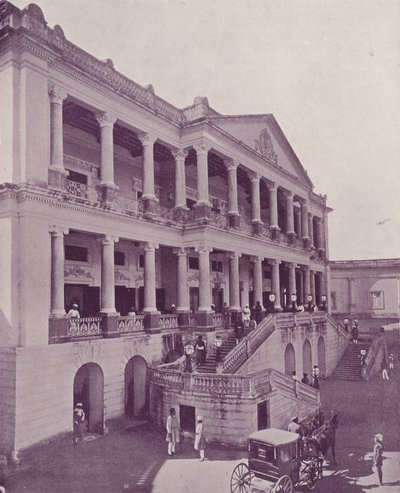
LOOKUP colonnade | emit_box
[48,85,326,249]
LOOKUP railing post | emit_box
[48,317,69,344]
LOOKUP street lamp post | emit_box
[268,293,276,313]
[291,293,297,313]
[320,294,327,311]
[306,294,313,313]
[184,343,194,373]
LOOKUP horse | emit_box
[299,409,325,438]
[308,412,339,476]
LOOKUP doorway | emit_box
[65,284,100,317]
[73,363,104,434]
[189,287,199,312]
[257,400,269,430]
[212,287,223,312]
[302,339,312,378]
[124,356,148,418]
[284,343,296,376]
[115,286,136,315]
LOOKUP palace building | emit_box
[0,2,348,457]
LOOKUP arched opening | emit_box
[73,363,104,434]
[284,343,296,376]
[302,339,312,378]
[124,355,148,418]
[318,336,326,378]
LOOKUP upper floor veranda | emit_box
[0,1,330,257]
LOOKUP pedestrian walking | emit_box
[301,373,310,385]
[166,408,180,456]
[194,416,207,461]
[312,365,320,389]
[242,304,251,331]
[388,353,394,370]
[222,302,230,328]
[381,359,389,381]
[351,324,359,343]
[73,402,85,444]
[194,335,207,365]
[254,301,262,324]
[372,434,384,486]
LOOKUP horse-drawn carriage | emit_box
[230,428,321,493]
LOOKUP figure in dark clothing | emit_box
[194,335,207,365]
[301,373,310,385]
[373,434,384,485]
[351,324,359,343]
[254,301,262,324]
[222,302,230,328]
[312,365,320,389]
[235,322,244,344]
[73,403,85,444]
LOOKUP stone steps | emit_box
[196,336,237,374]
[330,341,371,381]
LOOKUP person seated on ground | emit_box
[288,415,301,434]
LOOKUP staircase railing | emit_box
[221,315,275,374]
[326,313,351,341]
[361,333,386,381]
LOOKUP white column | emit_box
[315,217,324,251]
[303,266,311,299]
[143,242,159,312]
[252,256,263,309]
[267,183,279,230]
[96,112,117,186]
[309,213,314,247]
[50,226,69,317]
[194,142,211,205]
[271,259,282,310]
[100,235,119,314]
[284,191,295,235]
[175,248,189,311]
[250,172,262,223]
[229,252,241,310]
[301,201,310,240]
[139,133,157,200]
[288,263,297,297]
[48,85,67,170]
[310,270,316,304]
[197,246,212,311]
[171,149,188,209]
[226,159,239,215]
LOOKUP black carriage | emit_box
[230,428,320,493]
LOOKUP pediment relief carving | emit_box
[254,128,278,164]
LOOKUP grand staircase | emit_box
[196,335,237,373]
[331,341,371,381]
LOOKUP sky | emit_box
[11,0,400,260]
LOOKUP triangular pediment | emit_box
[209,114,313,188]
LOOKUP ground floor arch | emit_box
[302,339,312,378]
[318,336,326,378]
[284,343,296,376]
[73,363,104,434]
[125,355,149,418]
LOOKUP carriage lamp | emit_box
[343,318,349,332]
[214,336,222,363]
[184,343,194,373]
[268,293,276,313]
[306,294,313,313]
[320,294,327,311]
[291,293,297,312]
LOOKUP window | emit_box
[139,255,144,268]
[188,257,199,270]
[211,260,223,272]
[67,170,88,185]
[65,245,88,262]
[331,291,337,310]
[114,251,125,266]
[369,291,384,309]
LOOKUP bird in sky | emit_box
[376,218,391,226]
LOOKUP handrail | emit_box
[67,317,102,338]
[326,313,351,340]
[222,315,275,374]
[362,334,386,381]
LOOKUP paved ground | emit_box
[2,344,400,493]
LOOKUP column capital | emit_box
[287,262,298,269]
[48,84,67,104]
[195,245,213,254]
[249,171,261,183]
[95,111,117,127]
[269,259,281,266]
[314,216,322,224]
[173,247,189,256]
[282,189,293,199]
[171,148,188,161]
[101,235,119,245]
[229,251,242,259]
[251,256,263,263]
[225,158,239,171]
[144,242,159,251]
[139,132,157,146]
[193,141,210,155]
[49,225,69,236]
[299,197,308,206]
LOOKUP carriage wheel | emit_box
[230,463,253,493]
[306,462,318,490]
[272,475,294,493]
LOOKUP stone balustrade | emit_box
[67,317,102,338]
[159,314,178,330]
[212,313,224,328]
[117,314,145,333]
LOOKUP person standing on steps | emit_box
[242,304,251,331]
[373,434,384,486]
[222,302,230,328]
[312,365,320,389]
[166,408,180,456]
[254,301,262,324]
[194,335,207,366]
[194,416,207,461]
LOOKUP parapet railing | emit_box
[361,334,386,381]
[67,317,102,338]
[159,314,179,330]
[118,315,145,333]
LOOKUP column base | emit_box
[48,167,68,190]
[144,312,161,333]
[173,206,189,222]
[252,220,263,235]
[287,232,296,243]
[143,197,158,216]
[195,311,215,331]
[97,183,118,206]
[270,227,281,240]
[48,317,70,344]
[302,237,311,249]
[228,213,241,228]
[101,313,119,338]
[177,311,191,329]
[194,202,211,220]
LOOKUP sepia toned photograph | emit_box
[0,1,399,492]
